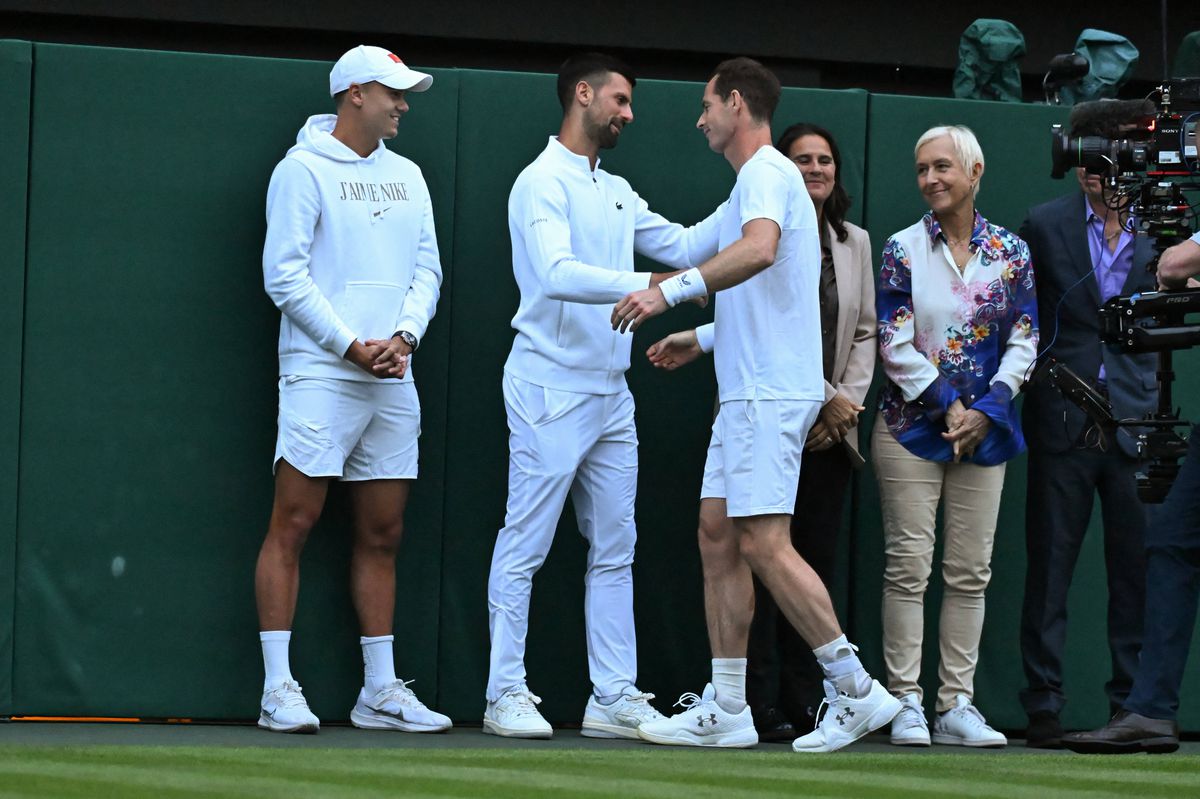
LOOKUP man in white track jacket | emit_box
[483,52,720,740]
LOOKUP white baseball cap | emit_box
[329,45,433,96]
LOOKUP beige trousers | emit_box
[871,416,1006,712]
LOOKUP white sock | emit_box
[361,634,397,694]
[812,634,872,698]
[260,630,293,689]
[712,658,747,714]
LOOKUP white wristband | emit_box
[658,268,708,307]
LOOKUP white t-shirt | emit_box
[712,145,823,402]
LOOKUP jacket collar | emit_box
[547,136,600,175]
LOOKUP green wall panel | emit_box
[0,39,32,717]
[5,40,1198,729]
[15,43,455,719]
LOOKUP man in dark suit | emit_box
[1017,152,1158,748]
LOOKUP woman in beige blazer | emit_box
[745,122,877,741]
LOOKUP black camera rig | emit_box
[1044,79,1200,501]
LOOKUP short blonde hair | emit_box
[914,125,985,198]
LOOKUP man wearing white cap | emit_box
[254,44,448,734]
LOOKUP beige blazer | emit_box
[823,220,877,454]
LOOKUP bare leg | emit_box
[255,460,329,631]
[697,497,755,657]
[349,479,411,636]
[735,513,841,648]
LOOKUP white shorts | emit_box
[273,375,420,481]
[700,399,820,517]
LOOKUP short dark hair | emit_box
[776,122,853,243]
[556,52,636,113]
[710,57,780,125]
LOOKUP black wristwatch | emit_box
[395,330,419,351]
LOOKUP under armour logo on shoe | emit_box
[835,707,856,726]
[696,713,718,727]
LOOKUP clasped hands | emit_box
[942,398,990,462]
[345,336,413,379]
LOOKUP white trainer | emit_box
[258,679,320,734]
[581,692,665,739]
[483,687,553,739]
[889,692,930,746]
[792,679,901,753]
[350,679,452,732]
[931,694,1007,747]
[636,684,758,748]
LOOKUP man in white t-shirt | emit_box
[613,57,900,753]
[483,52,720,740]
[254,45,449,735]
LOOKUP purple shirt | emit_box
[1084,196,1135,385]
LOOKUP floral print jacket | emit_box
[877,211,1039,465]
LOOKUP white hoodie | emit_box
[505,137,721,394]
[263,114,442,383]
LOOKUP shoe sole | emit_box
[258,716,319,734]
[580,721,640,740]
[481,718,553,739]
[794,693,902,753]
[350,707,450,733]
[890,736,931,746]
[931,733,1006,748]
[1062,738,1179,755]
[637,727,758,748]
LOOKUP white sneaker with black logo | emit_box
[792,679,901,753]
[931,694,1007,747]
[350,679,452,732]
[581,692,665,739]
[483,687,553,739]
[259,679,320,734]
[636,683,758,748]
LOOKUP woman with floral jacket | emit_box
[873,125,1038,749]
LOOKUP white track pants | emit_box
[486,372,639,702]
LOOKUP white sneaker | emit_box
[483,687,553,739]
[792,679,901,753]
[931,695,1007,747]
[636,684,758,748]
[581,692,665,739]
[889,692,930,746]
[258,679,320,734]
[350,679,452,732]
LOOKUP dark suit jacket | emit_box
[1020,191,1158,457]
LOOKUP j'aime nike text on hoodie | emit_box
[505,137,722,394]
[263,114,442,383]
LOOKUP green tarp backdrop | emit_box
[3,40,1198,732]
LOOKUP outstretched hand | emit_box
[646,330,703,371]
[612,287,668,333]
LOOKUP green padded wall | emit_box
[438,70,871,722]
[15,43,456,719]
[855,93,1200,731]
[0,39,32,716]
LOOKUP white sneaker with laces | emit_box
[889,692,930,746]
[792,678,901,753]
[351,679,451,732]
[483,687,553,739]
[259,679,320,734]
[636,683,758,748]
[931,694,1007,747]
[581,692,665,739]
